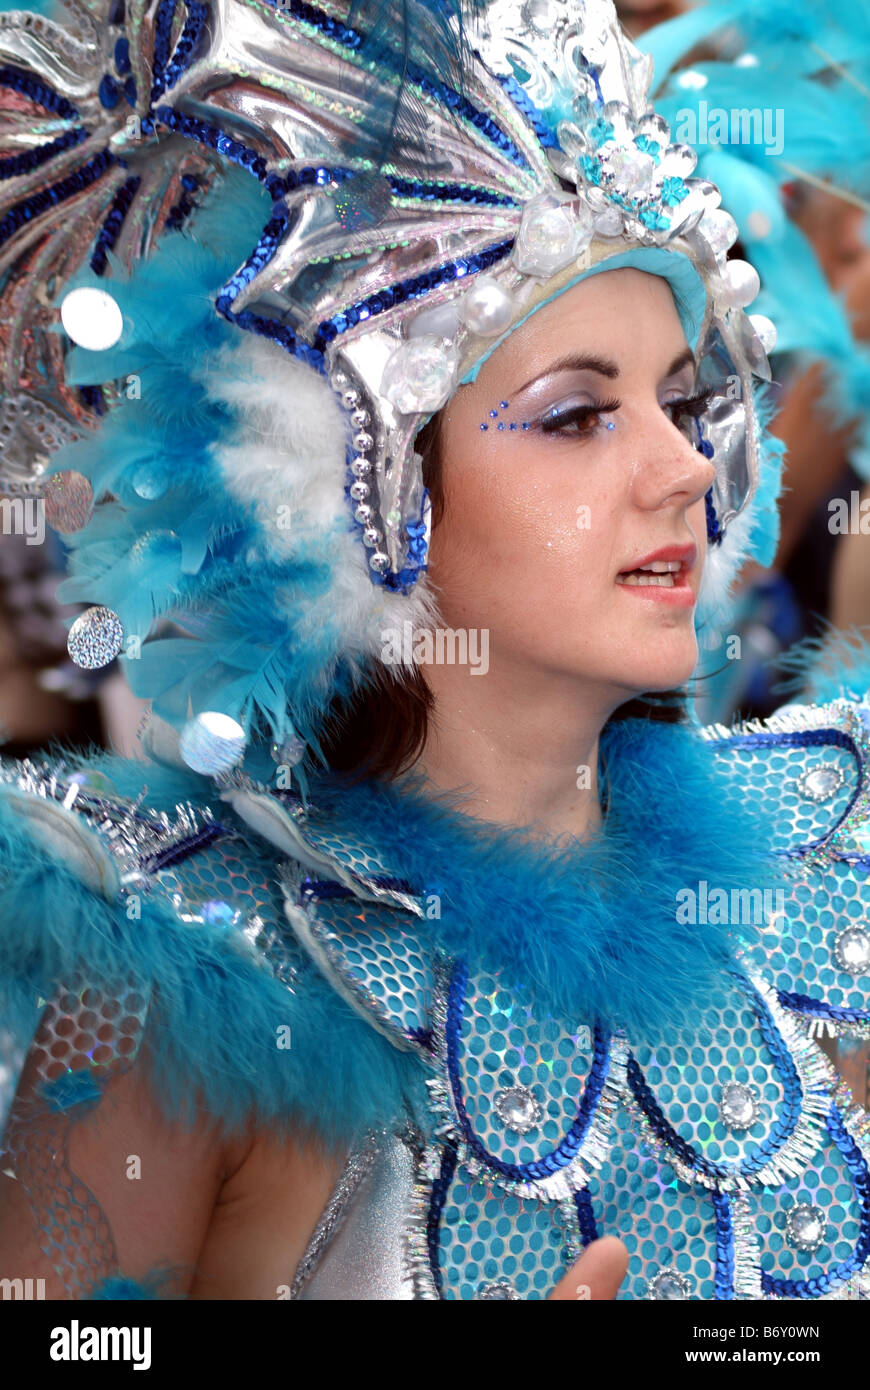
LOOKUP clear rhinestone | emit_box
[380,336,459,414]
[796,765,844,802]
[647,1267,691,1299]
[477,1280,520,1300]
[698,207,739,259]
[718,1081,759,1131]
[833,927,870,976]
[513,195,583,277]
[493,1084,542,1134]
[606,146,656,195]
[785,1204,826,1252]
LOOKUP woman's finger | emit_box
[547,1235,630,1301]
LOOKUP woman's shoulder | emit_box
[0,746,423,1151]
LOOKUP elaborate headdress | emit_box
[0,0,783,777]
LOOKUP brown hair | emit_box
[318,409,687,782]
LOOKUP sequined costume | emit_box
[1,690,870,1301]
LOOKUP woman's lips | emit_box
[615,546,698,607]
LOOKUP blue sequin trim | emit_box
[262,0,529,169]
[627,969,805,1183]
[712,1189,735,1298]
[162,0,208,92]
[140,822,229,876]
[495,72,558,150]
[0,63,80,121]
[0,126,88,181]
[446,958,610,1182]
[574,1188,599,1248]
[153,106,270,180]
[90,174,141,274]
[427,1138,458,1296]
[299,873,419,899]
[315,238,514,349]
[777,990,870,1027]
[761,1103,870,1297]
[150,0,179,106]
[704,487,723,546]
[0,149,115,251]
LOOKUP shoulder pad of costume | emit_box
[224,782,435,1060]
[700,698,870,857]
[702,699,870,1039]
[0,755,228,902]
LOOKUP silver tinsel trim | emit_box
[404,1138,442,1300]
[291,1131,380,1298]
[805,1015,870,1042]
[730,1192,763,1299]
[0,755,225,893]
[426,953,627,1201]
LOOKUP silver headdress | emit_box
[0,0,783,763]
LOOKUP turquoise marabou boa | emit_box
[302,713,784,1046]
[0,714,782,1164]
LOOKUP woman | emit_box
[0,0,868,1301]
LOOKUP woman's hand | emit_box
[548,1235,629,1300]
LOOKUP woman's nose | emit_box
[629,410,717,511]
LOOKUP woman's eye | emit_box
[539,399,620,436]
[662,386,716,435]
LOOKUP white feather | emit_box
[194,333,443,668]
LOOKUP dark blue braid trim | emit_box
[427,1138,458,1296]
[446,958,611,1182]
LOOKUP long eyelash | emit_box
[539,397,620,434]
[665,384,717,424]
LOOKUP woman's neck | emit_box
[409,659,623,843]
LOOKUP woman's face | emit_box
[426,267,716,710]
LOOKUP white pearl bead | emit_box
[717,258,761,308]
[749,313,777,354]
[459,275,515,336]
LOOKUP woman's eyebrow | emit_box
[516,346,697,394]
